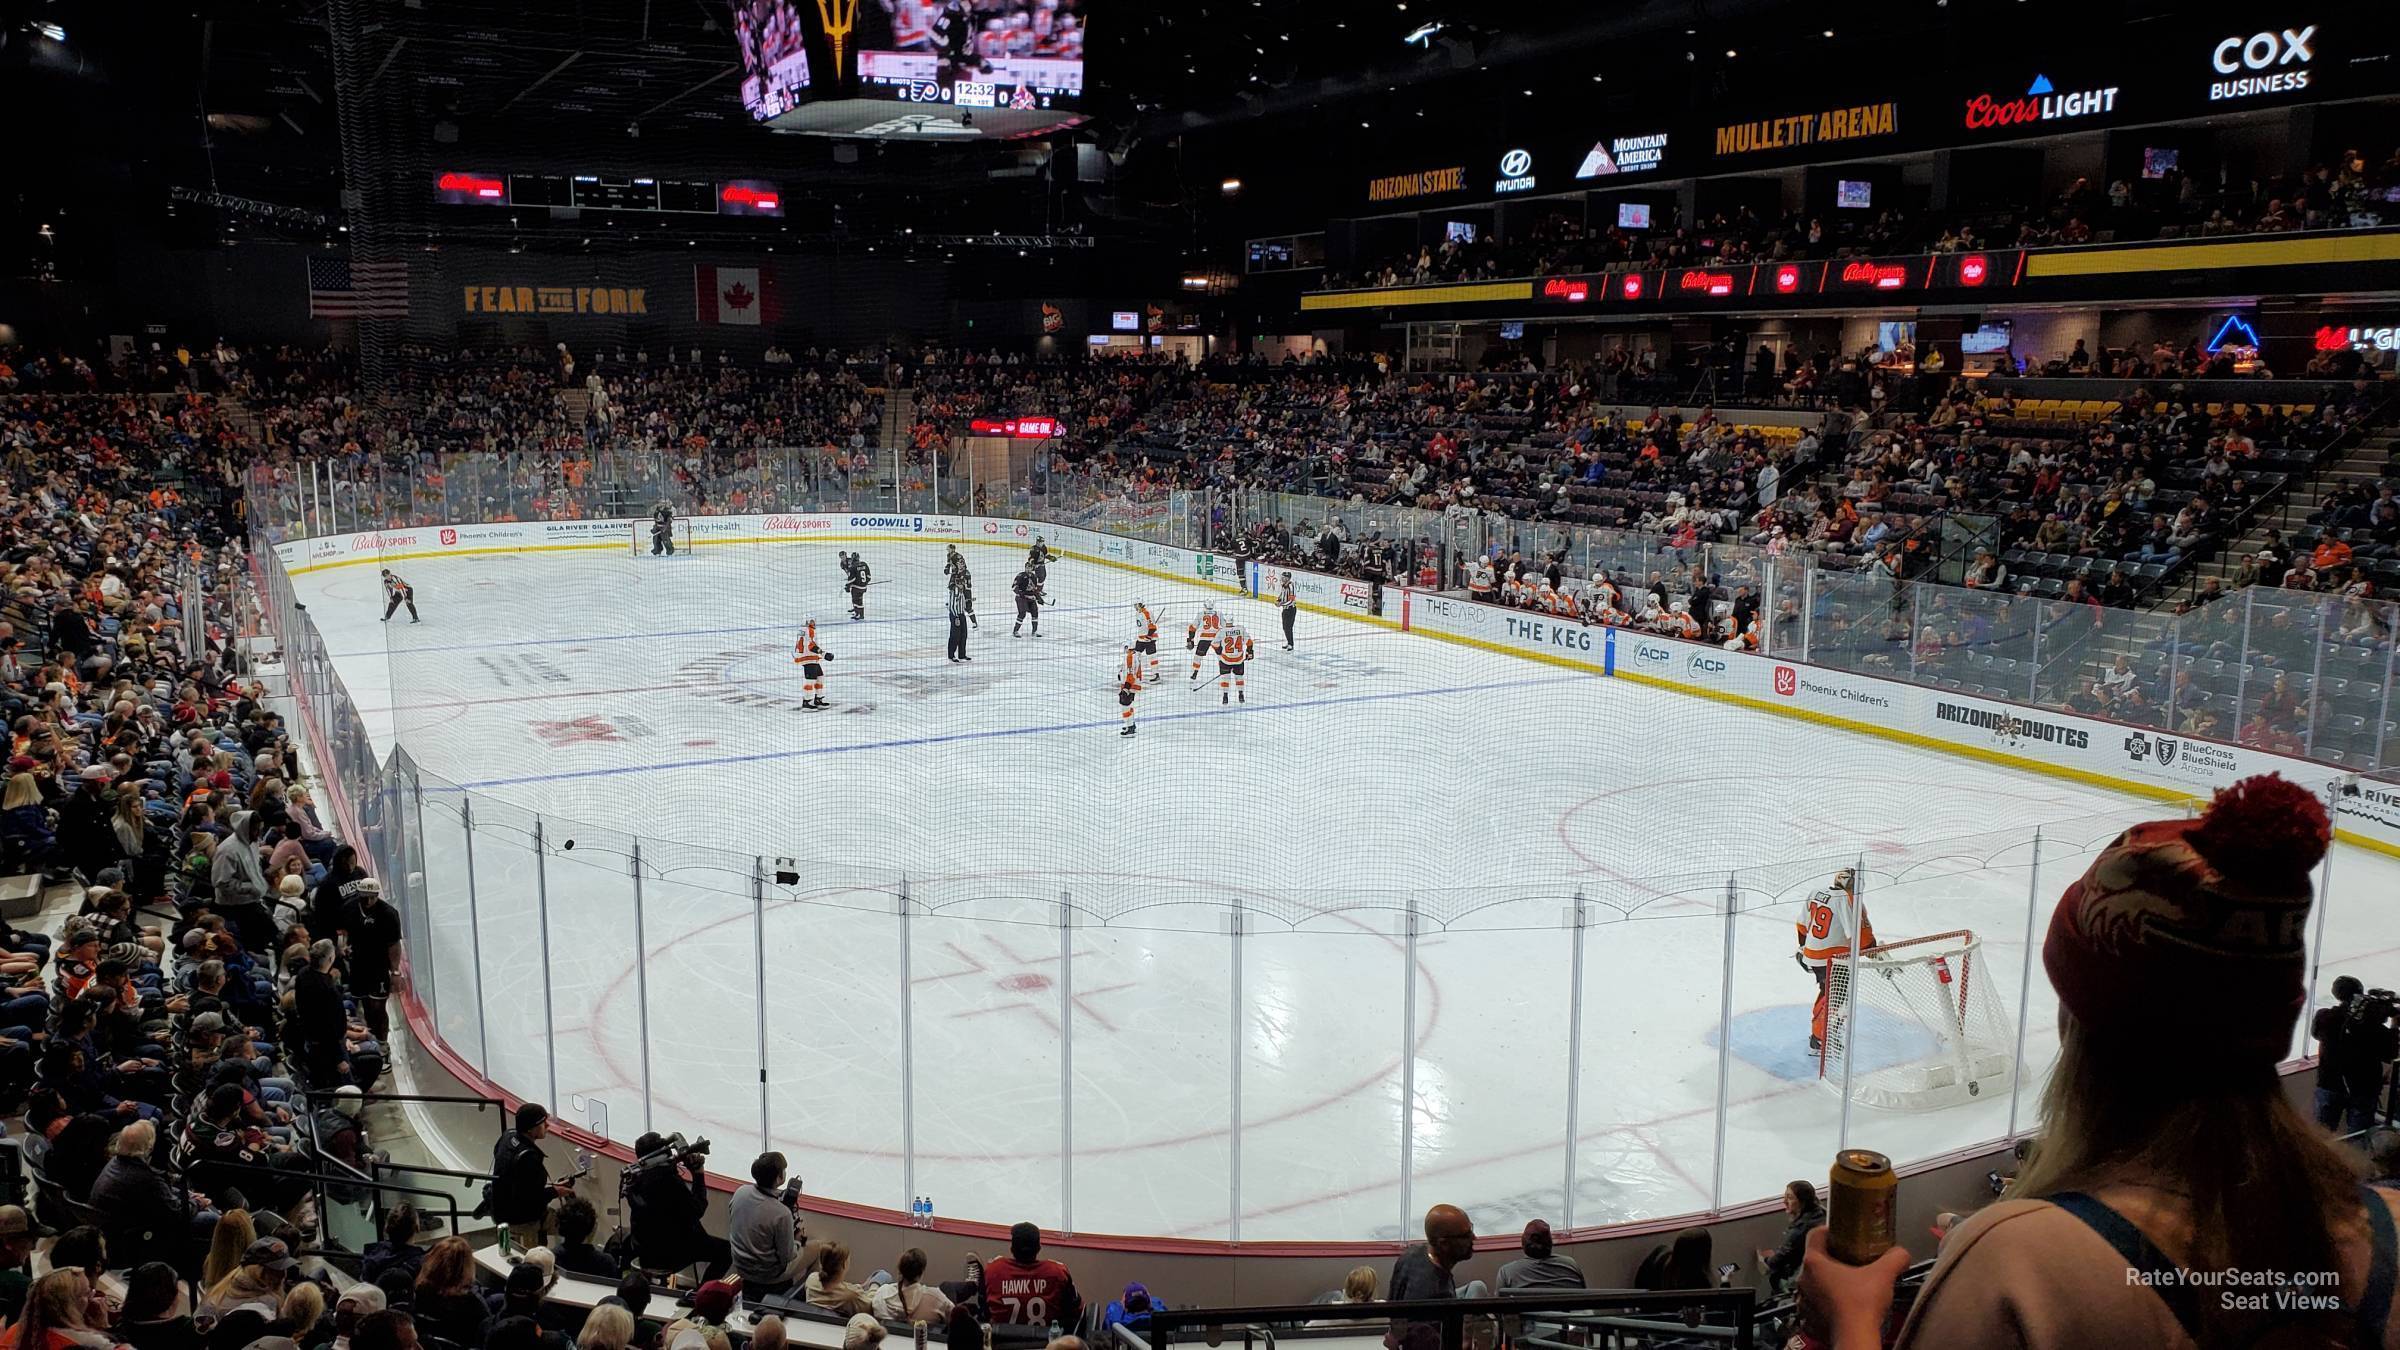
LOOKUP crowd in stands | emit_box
[1324,145,2400,291]
[0,379,405,1339]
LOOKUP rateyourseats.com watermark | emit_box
[2129,1268,2344,1311]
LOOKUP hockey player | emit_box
[1131,602,1162,682]
[1027,535,1053,583]
[840,552,873,621]
[1117,646,1143,737]
[1185,602,1222,683]
[379,569,419,624]
[1010,565,1043,637]
[1213,625,1254,705]
[1275,572,1297,651]
[1798,867,1878,1054]
[1660,599,1703,640]
[792,620,834,709]
[1466,556,1496,603]
[946,547,977,628]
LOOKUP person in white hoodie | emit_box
[209,809,274,957]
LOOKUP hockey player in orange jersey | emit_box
[1213,626,1254,705]
[1798,867,1877,1054]
[1186,603,1223,683]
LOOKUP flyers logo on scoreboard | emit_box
[1774,665,1799,697]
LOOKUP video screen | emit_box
[2143,147,2180,179]
[1617,202,1652,230]
[1110,311,1139,332]
[861,0,1086,110]
[732,0,813,122]
[1876,321,1917,354]
[1961,322,2014,355]
[1836,179,1873,209]
[1445,221,1477,244]
[1499,322,1526,340]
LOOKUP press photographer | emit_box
[2312,976,2400,1134]
[628,1131,732,1281]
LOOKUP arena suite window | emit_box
[2311,977,2400,1135]
[628,1131,732,1281]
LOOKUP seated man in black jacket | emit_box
[553,1195,622,1281]
[89,1119,212,1271]
[627,1133,731,1281]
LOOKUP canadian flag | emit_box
[694,264,780,326]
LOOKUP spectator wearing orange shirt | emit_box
[2310,530,2354,574]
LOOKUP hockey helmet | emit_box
[1202,601,1218,616]
[1832,867,1855,889]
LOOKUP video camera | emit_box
[628,1131,712,1175]
[2350,989,2400,1032]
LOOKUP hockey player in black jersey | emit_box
[1010,565,1043,638]
[840,551,872,620]
[1027,536,1052,594]
[649,501,677,556]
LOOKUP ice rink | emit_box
[289,537,2400,1241]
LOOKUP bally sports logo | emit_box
[764,516,832,532]
[347,531,418,551]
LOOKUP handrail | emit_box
[1145,1290,1759,1350]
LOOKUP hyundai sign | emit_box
[1495,148,1537,194]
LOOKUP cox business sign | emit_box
[2210,25,2315,102]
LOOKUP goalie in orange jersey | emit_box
[1797,866,1877,1054]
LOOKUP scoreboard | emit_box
[435,172,784,217]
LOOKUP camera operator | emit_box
[628,1132,732,1282]
[730,1151,809,1296]
[2312,976,2400,1134]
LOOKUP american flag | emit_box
[306,256,409,318]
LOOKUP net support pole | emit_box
[2304,781,2343,1061]
[1837,856,1865,1150]
[461,796,491,1073]
[1561,891,1587,1229]
[1059,889,1074,1233]
[534,817,560,1114]
[631,842,653,1135]
[754,857,770,1146]
[1711,874,1739,1211]
[1229,910,1245,1241]
[2006,828,2042,1141]
[898,875,915,1213]
[2231,593,2255,739]
[2305,602,2332,757]
[1401,899,1420,1231]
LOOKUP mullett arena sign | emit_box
[1713,101,1899,157]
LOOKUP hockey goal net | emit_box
[632,517,694,556]
[1819,929,2015,1111]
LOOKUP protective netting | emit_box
[1822,929,2017,1111]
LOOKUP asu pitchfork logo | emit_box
[817,0,858,75]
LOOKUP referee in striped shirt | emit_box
[1276,571,1297,650]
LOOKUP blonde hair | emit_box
[578,1304,637,1350]
[281,1282,326,1337]
[204,1209,257,1288]
[19,1270,97,1346]
[3,773,41,811]
[1342,1266,1378,1302]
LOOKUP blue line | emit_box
[327,600,1129,659]
[450,671,1588,790]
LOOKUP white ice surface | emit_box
[290,539,2400,1241]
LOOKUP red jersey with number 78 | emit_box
[983,1257,1074,1325]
